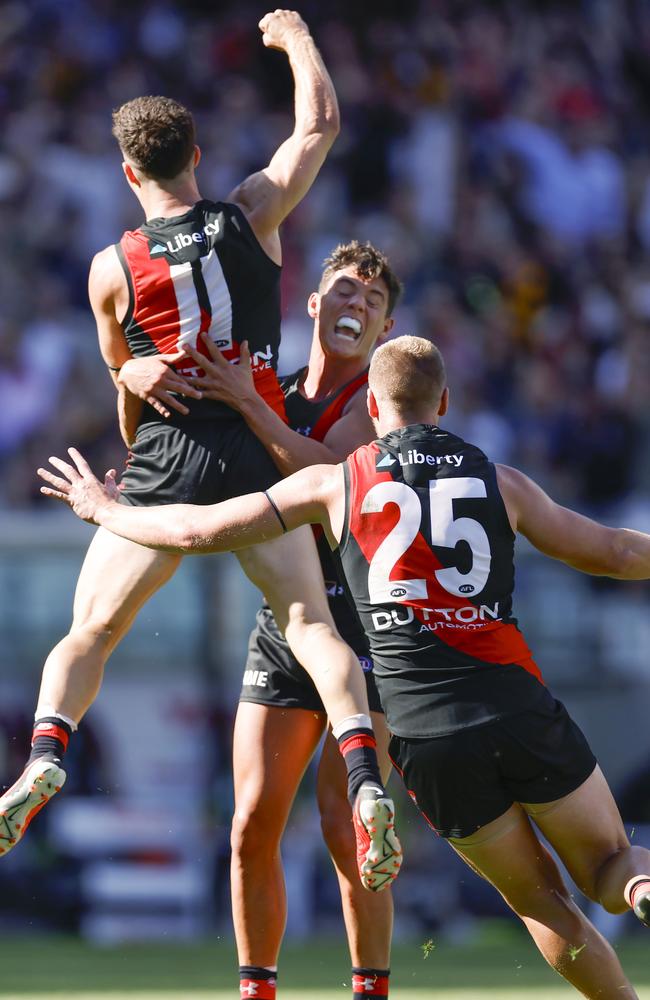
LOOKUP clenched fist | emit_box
[258,9,310,52]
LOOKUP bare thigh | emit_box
[235,527,334,633]
[70,526,182,644]
[237,529,369,720]
[449,804,570,910]
[523,765,630,899]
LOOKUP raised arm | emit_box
[228,10,339,261]
[39,448,344,554]
[497,464,650,579]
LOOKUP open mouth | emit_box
[334,315,362,341]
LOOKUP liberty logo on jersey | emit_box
[376,451,463,469]
[149,219,221,256]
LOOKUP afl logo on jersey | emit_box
[391,586,408,598]
[459,584,475,593]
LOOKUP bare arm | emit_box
[497,464,650,579]
[38,448,344,553]
[228,10,339,261]
[89,249,202,446]
[88,247,140,447]
[184,336,374,473]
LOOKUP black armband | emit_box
[263,490,288,533]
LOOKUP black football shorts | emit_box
[389,693,597,839]
[240,606,383,713]
[119,408,280,506]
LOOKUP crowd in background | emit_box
[2,0,650,520]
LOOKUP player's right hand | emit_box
[258,9,310,52]
[38,449,116,525]
[118,353,202,418]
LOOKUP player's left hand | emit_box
[184,333,257,411]
[38,448,118,524]
[258,9,310,52]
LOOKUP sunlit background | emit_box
[1,0,650,982]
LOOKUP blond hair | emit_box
[369,336,446,410]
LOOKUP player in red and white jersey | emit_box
[180,241,402,1000]
[45,334,650,998]
[1,12,401,899]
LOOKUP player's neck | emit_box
[301,344,368,401]
[138,178,202,222]
[376,408,439,436]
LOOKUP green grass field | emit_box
[0,927,647,998]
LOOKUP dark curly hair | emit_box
[320,241,403,316]
[112,96,196,180]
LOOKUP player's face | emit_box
[309,266,394,361]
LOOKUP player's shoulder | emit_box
[88,245,126,301]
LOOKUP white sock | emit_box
[35,706,78,733]
[331,714,372,741]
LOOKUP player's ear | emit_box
[438,386,449,417]
[193,145,201,168]
[122,162,141,188]
[378,316,394,343]
[307,291,320,319]
[367,387,379,419]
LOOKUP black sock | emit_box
[352,967,390,999]
[27,717,72,766]
[336,727,384,804]
[239,966,276,1000]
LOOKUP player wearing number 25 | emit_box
[40,335,650,998]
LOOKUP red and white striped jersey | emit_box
[116,198,286,419]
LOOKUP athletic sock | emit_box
[625,875,650,926]
[352,967,390,999]
[333,714,385,805]
[27,716,73,766]
[239,966,277,1000]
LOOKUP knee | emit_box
[231,804,280,866]
[318,789,354,865]
[592,847,631,914]
[68,616,121,654]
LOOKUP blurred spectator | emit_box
[0,0,649,522]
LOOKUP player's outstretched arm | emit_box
[228,10,339,255]
[497,464,650,579]
[38,448,340,555]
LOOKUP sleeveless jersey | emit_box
[278,366,370,649]
[338,423,545,738]
[116,199,286,421]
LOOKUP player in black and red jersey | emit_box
[44,335,650,998]
[179,241,402,1000]
[0,12,402,896]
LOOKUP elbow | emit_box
[306,106,340,145]
[594,530,638,580]
[324,104,341,138]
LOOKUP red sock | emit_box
[239,966,276,1000]
[352,967,390,1000]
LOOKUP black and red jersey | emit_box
[278,366,370,650]
[280,366,369,441]
[338,423,545,738]
[116,199,286,420]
